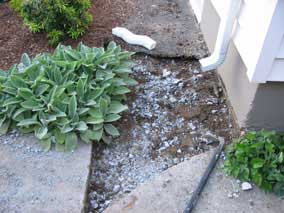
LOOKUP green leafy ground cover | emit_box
[224,131,284,196]
[0,42,137,151]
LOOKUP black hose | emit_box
[183,138,225,213]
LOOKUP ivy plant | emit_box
[224,130,284,196]
[0,42,137,151]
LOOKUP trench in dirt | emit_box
[85,54,237,212]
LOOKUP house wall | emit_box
[199,0,284,131]
[268,35,284,81]
[191,0,284,83]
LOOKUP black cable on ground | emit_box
[183,138,225,213]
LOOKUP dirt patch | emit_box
[0,0,133,70]
[85,55,238,212]
[0,0,207,70]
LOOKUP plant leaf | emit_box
[35,126,48,139]
[86,117,104,125]
[18,88,33,100]
[21,99,43,110]
[76,121,88,131]
[54,128,65,144]
[55,142,65,152]
[105,114,121,122]
[21,53,31,67]
[0,120,10,135]
[65,132,78,152]
[104,124,120,136]
[68,95,77,118]
[17,118,40,127]
[108,101,128,114]
[113,86,131,95]
[41,138,52,152]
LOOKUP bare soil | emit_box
[0,0,133,70]
[86,55,238,212]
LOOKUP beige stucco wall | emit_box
[200,0,284,131]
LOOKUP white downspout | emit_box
[200,0,242,72]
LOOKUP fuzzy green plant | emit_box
[224,130,284,196]
[10,0,92,45]
[0,42,137,151]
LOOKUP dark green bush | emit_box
[10,0,23,12]
[10,0,93,45]
[0,42,137,151]
[224,131,284,196]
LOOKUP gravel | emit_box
[86,55,236,213]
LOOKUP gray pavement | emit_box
[0,134,92,213]
[105,151,284,213]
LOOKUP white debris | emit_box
[227,192,233,198]
[169,96,177,103]
[241,182,253,191]
[162,69,171,77]
[112,27,157,50]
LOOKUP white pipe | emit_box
[112,27,157,50]
[200,0,242,72]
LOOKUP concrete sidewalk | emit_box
[0,134,92,213]
[121,0,208,58]
[105,151,284,213]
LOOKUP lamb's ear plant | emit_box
[224,130,284,197]
[0,42,137,151]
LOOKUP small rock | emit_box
[227,192,233,198]
[169,96,177,103]
[173,158,179,164]
[113,185,121,194]
[241,182,253,191]
[193,69,200,74]
[233,192,239,198]
[162,69,171,77]
[90,200,99,209]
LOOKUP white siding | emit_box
[196,0,284,83]
[276,36,284,59]
[234,0,277,82]
[267,35,284,81]
[190,0,204,22]
[267,59,284,81]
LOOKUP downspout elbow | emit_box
[200,52,227,72]
[199,0,242,72]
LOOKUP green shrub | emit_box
[0,42,137,151]
[10,0,92,45]
[10,0,23,12]
[224,131,284,196]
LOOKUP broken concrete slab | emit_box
[194,164,284,213]
[105,151,284,213]
[0,133,92,213]
[105,151,213,213]
[119,0,208,58]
